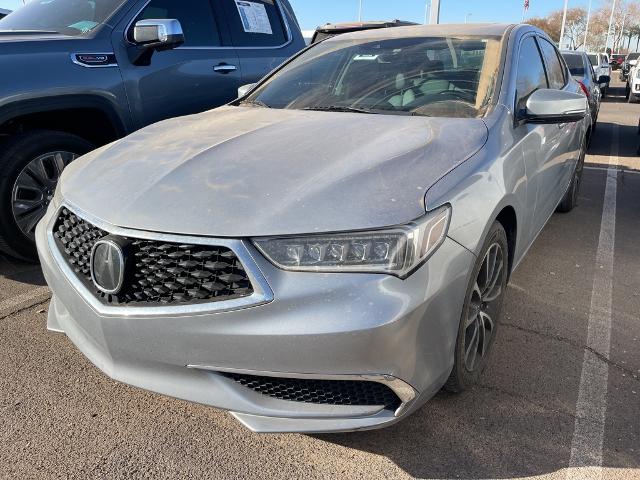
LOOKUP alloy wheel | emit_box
[11,151,76,239]
[463,242,504,372]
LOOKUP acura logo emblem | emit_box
[90,238,125,294]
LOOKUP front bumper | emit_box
[36,203,474,433]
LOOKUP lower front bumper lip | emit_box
[186,364,418,418]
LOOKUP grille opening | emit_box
[221,373,402,411]
[52,208,253,306]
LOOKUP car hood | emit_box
[61,106,488,237]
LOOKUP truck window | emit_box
[221,0,288,47]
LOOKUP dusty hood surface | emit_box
[61,106,488,237]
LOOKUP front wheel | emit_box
[557,138,586,213]
[0,131,93,260]
[445,222,508,392]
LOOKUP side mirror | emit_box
[523,89,587,124]
[238,83,257,98]
[133,19,184,50]
[598,75,610,85]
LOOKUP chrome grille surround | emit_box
[46,202,273,317]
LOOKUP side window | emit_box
[515,36,548,112]
[221,0,288,47]
[133,0,221,47]
[538,38,566,89]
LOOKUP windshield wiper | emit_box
[239,99,271,108]
[302,105,379,114]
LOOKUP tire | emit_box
[445,222,508,393]
[557,137,586,213]
[625,84,631,99]
[629,94,638,104]
[601,86,607,98]
[0,130,93,260]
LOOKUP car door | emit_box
[218,0,297,87]
[512,35,560,241]
[535,37,576,221]
[113,0,242,130]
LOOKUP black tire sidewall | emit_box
[0,131,93,260]
[446,222,508,392]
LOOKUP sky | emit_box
[0,0,594,28]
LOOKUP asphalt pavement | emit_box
[1,80,639,480]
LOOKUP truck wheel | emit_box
[601,86,607,98]
[0,131,93,261]
[629,94,638,104]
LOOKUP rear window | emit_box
[563,54,585,76]
[221,0,288,47]
[588,54,598,66]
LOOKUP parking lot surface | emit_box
[1,81,639,480]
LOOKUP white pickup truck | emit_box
[588,53,611,97]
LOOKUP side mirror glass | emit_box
[524,89,587,124]
[133,19,184,50]
[238,83,258,98]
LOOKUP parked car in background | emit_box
[588,53,611,97]
[626,61,640,103]
[562,51,601,133]
[610,53,625,70]
[620,52,640,81]
[310,19,418,44]
[0,0,305,260]
[0,8,10,19]
[37,23,588,434]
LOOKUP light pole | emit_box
[424,1,430,24]
[464,13,472,24]
[559,0,569,49]
[583,0,592,51]
[605,0,617,54]
[358,0,363,21]
[429,0,440,24]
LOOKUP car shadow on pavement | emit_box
[588,122,639,158]
[0,253,46,287]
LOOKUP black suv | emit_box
[0,0,304,260]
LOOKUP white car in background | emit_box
[627,62,640,103]
[588,53,611,97]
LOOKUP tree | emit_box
[527,8,586,49]
[527,0,640,53]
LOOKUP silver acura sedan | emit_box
[36,24,588,433]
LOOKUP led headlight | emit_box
[253,205,451,278]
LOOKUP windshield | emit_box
[0,0,126,35]
[563,54,585,76]
[245,35,503,118]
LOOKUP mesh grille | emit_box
[222,373,402,410]
[52,208,253,305]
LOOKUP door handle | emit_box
[213,63,237,74]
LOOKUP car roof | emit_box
[322,23,514,42]
[315,20,419,33]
